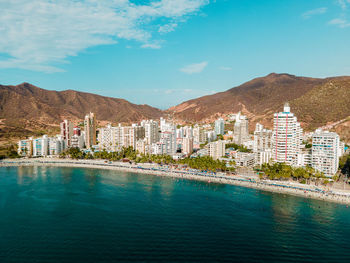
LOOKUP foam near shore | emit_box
[1,158,350,205]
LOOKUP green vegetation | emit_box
[260,163,326,183]
[339,153,350,177]
[199,142,208,149]
[305,143,312,149]
[0,144,20,159]
[225,143,252,153]
[216,134,224,140]
[59,147,234,172]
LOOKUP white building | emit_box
[296,150,312,167]
[206,130,217,142]
[312,129,340,177]
[182,137,194,155]
[272,103,303,165]
[160,131,177,155]
[33,135,49,157]
[98,124,145,151]
[49,135,66,155]
[18,137,33,156]
[214,118,225,135]
[141,120,159,145]
[136,139,147,154]
[234,112,249,145]
[60,120,73,147]
[208,140,226,160]
[253,123,273,165]
[193,125,206,145]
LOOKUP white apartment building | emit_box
[98,124,145,151]
[18,137,34,156]
[206,130,217,142]
[253,123,273,165]
[272,103,303,165]
[71,133,85,149]
[215,118,225,135]
[234,112,249,145]
[141,120,159,145]
[160,131,177,155]
[60,120,73,147]
[193,125,206,144]
[48,135,66,155]
[296,150,312,167]
[182,137,194,155]
[33,135,49,157]
[208,140,226,160]
[136,139,147,154]
[312,129,340,177]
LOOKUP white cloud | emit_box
[329,18,350,27]
[219,66,232,71]
[337,0,349,9]
[141,43,162,49]
[0,0,209,72]
[302,7,327,19]
[158,23,178,34]
[180,61,208,74]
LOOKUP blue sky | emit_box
[1,0,350,109]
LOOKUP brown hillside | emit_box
[169,73,350,129]
[0,83,164,142]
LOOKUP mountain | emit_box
[168,73,350,140]
[1,73,350,146]
[0,83,164,144]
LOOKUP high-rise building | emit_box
[215,118,225,135]
[60,120,73,147]
[84,112,96,149]
[208,140,226,160]
[312,129,340,177]
[33,135,49,157]
[182,137,194,155]
[98,124,145,151]
[160,131,177,155]
[253,123,272,165]
[48,135,66,155]
[272,103,303,165]
[193,125,206,144]
[141,120,159,145]
[234,112,249,145]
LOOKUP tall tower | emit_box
[234,112,249,145]
[60,120,73,147]
[272,103,302,165]
[84,112,96,149]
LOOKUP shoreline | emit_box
[1,158,350,205]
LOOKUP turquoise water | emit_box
[0,166,350,262]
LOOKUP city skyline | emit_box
[1,0,350,108]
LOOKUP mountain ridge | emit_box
[1,73,350,144]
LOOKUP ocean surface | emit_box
[0,166,350,262]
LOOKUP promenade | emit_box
[1,158,350,205]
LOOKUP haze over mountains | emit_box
[1,73,350,143]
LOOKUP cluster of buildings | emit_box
[18,103,347,177]
[18,113,96,157]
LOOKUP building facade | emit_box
[312,129,340,177]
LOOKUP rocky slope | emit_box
[168,73,350,140]
[0,83,164,144]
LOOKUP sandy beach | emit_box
[1,158,350,205]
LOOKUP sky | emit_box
[1,0,350,109]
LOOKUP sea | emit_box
[0,166,350,262]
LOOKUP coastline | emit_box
[1,158,350,205]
